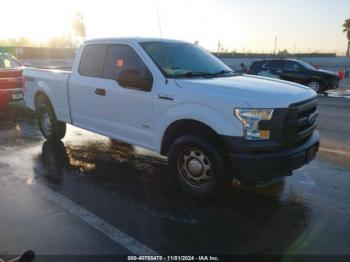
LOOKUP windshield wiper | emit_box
[182,71,216,78]
[171,70,234,78]
[212,70,235,76]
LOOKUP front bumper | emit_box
[0,88,24,101]
[225,131,320,186]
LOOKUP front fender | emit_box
[154,103,243,152]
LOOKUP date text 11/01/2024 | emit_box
[127,256,219,261]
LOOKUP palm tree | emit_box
[343,18,350,56]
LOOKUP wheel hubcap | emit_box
[41,112,52,136]
[188,159,204,176]
[308,82,320,92]
[178,149,212,187]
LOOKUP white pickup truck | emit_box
[24,38,320,196]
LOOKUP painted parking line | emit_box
[9,170,158,256]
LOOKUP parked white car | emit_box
[24,38,320,196]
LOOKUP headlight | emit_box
[234,109,274,140]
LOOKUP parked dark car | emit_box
[248,59,339,94]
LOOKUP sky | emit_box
[1,0,350,54]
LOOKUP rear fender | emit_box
[35,81,70,123]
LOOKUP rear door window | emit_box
[264,60,283,69]
[283,61,303,71]
[79,44,108,77]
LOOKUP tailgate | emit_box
[0,69,24,90]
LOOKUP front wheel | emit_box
[37,98,66,142]
[168,135,230,197]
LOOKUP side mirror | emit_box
[117,69,153,91]
[24,63,32,67]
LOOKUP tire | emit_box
[37,97,66,142]
[306,80,324,94]
[168,135,230,197]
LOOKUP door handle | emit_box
[95,88,106,96]
[276,69,283,74]
[157,93,174,101]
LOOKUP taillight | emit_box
[337,70,345,81]
[21,77,25,92]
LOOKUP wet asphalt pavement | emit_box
[0,97,350,258]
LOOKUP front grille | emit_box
[284,97,318,145]
[258,97,318,150]
[251,97,319,152]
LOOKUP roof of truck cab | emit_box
[84,37,189,44]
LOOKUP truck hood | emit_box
[175,74,317,108]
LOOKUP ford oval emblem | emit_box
[308,112,317,125]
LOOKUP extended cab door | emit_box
[68,44,108,129]
[93,44,154,149]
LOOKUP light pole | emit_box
[156,5,162,38]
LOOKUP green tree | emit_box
[72,12,86,46]
[343,18,350,56]
[2,37,35,47]
[278,49,289,56]
[48,35,76,48]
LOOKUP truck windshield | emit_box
[141,42,234,78]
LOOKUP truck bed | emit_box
[24,68,72,123]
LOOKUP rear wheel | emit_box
[37,97,66,142]
[168,135,230,197]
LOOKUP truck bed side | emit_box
[24,68,72,123]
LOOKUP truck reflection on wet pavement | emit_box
[0,100,350,256]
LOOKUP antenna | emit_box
[156,5,162,38]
